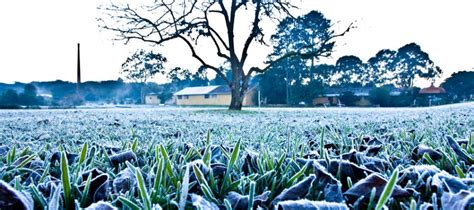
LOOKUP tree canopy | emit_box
[334,55,365,87]
[391,43,442,88]
[121,49,167,83]
[98,1,352,110]
[441,71,474,100]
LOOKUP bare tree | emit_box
[98,0,352,110]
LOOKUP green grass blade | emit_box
[248,181,256,210]
[80,173,92,207]
[422,153,436,165]
[224,199,232,210]
[203,145,212,167]
[38,163,50,184]
[192,164,217,202]
[410,199,417,210]
[132,138,138,153]
[15,155,35,169]
[135,168,151,210]
[320,128,325,159]
[455,165,465,178]
[79,142,88,165]
[375,168,399,210]
[221,139,241,194]
[288,163,307,186]
[160,145,174,177]
[228,139,241,171]
[367,187,376,210]
[153,158,163,195]
[61,152,73,210]
[118,196,141,210]
[30,185,47,209]
[179,164,191,210]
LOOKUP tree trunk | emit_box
[229,87,244,110]
[140,83,146,104]
[228,62,246,110]
[228,75,249,110]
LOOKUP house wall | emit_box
[176,94,231,106]
[145,96,161,105]
[175,91,257,106]
[312,96,371,106]
[242,88,257,106]
[354,97,372,107]
[312,97,330,105]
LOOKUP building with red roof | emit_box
[418,83,447,106]
[419,83,446,95]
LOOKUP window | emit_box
[204,94,210,99]
[184,95,189,99]
[177,95,182,99]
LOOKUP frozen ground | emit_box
[1,102,472,151]
[0,102,473,209]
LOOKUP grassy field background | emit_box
[0,102,472,209]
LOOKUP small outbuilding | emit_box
[145,93,161,105]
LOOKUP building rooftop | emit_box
[323,86,402,97]
[419,84,446,94]
[173,86,220,96]
[325,87,372,97]
[174,85,258,96]
[145,92,159,96]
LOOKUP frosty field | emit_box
[0,103,473,209]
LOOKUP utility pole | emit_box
[286,67,290,106]
[77,43,81,93]
[258,89,261,108]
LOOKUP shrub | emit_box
[369,87,391,107]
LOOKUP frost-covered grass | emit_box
[0,103,473,209]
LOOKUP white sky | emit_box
[0,0,473,87]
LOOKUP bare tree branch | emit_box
[178,35,231,85]
[240,1,262,68]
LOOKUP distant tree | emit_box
[121,49,167,103]
[441,71,474,101]
[261,10,351,105]
[210,72,229,86]
[339,91,359,106]
[313,64,335,85]
[167,67,209,87]
[334,55,366,87]
[256,60,290,104]
[367,49,397,86]
[257,56,307,105]
[391,43,442,88]
[20,84,40,106]
[271,10,345,72]
[121,50,167,83]
[0,89,19,105]
[291,80,325,105]
[99,2,352,110]
[368,87,391,107]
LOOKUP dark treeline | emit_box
[0,73,230,108]
[254,10,447,106]
[0,69,472,108]
[256,41,444,106]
